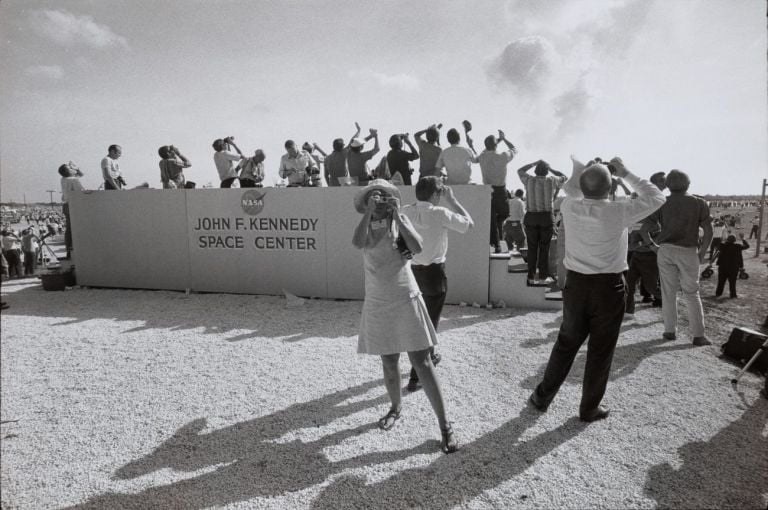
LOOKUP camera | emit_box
[306,166,320,176]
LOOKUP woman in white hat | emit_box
[352,179,458,453]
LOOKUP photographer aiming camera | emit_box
[159,145,191,189]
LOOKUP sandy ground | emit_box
[1,245,766,509]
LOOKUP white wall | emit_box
[69,185,491,303]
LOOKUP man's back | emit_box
[653,193,710,248]
[522,175,565,212]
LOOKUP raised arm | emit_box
[403,134,419,159]
[347,122,362,149]
[562,155,587,198]
[391,201,423,255]
[312,143,328,158]
[443,186,474,228]
[171,146,191,167]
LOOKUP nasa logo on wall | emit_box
[241,189,266,215]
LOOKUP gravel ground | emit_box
[1,256,766,509]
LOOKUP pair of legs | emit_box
[715,267,739,298]
[409,264,446,386]
[503,221,526,251]
[625,251,660,313]
[657,245,706,339]
[532,271,625,417]
[523,211,554,280]
[490,187,509,252]
[220,177,237,188]
[63,202,73,257]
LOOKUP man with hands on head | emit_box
[529,156,664,422]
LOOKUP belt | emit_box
[411,262,445,270]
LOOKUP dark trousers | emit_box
[409,263,447,381]
[709,237,721,261]
[3,249,22,278]
[503,221,526,250]
[533,271,626,414]
[220,178,237,188]
[490,187,509,250]
[626,251,659,313]
[715,268,739,298]
[749,225,758,239]
[524,211,554,279]
[63,202,73,252]
[239,179,261,188]
[23,250,36,275]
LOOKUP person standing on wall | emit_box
[347,127,380,186]
[213,137,244,188]
[237,149,266,188]
[101,145,124,190]
[279,140,318,187]
[478,130,518,254]
[402,176,474,392]
[159,145,191,189]
[414,124,443,179]
[516,160,567,284]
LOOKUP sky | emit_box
[0,0,766,203]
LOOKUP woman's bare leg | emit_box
[381,353,402,414]
[407,349,448,429]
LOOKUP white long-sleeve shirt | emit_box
[561,159,665,274]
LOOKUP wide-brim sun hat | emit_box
[353,179,401,213]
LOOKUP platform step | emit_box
[490,252,511,260]
[544,290,563,301]
[508,263,528,273]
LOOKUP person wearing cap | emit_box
[402,176,473,392]
[517,159,567,284]
[279,140,318,187]
[414,124,442,179]
[158,145,191,189]
[478,130,518,253]
[384,133,419,185]
[352,179,459,454]
[434,128,478,185]
[529,156,665,422]
[347,128,379,186]
[237,149,266,188]
[213,137,244,188]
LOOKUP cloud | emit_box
[486,36,558,96]
[349,70,421,92]
[552,79,593,137]
[29,9,128,48]
[25,65,64,80]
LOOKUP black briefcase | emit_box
[721,327,768,375]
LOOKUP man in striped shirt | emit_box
[517,160,567,284]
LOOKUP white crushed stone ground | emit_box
[1,272,766,509]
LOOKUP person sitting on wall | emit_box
[159,145,191,189]
[414,124,443,179]
[434,127,478,185]
[279,140,318,187]
[213,137,244,188]
[385,133,419,185]
[237,149,266,188]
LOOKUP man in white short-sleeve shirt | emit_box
[402,176,473,391]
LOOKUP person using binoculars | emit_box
[213,136,244,188]
[158,145,191,189]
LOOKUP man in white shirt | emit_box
[402,176,473,391]
[213,137,244,188]
[435,128,478,185]
[59,162,84,259]
[503,189,527,252]
[529,156,664,422]
[279,140,318,187]
[101,145,124,190]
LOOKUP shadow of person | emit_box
[62,378,435,510]
[519,337,698,390]
[643,400,768,509]
[311,407,587,509]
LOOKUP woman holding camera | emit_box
[352,179,458,454]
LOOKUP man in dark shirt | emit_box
[385,134,419,185]
[713,234,749,298]
[645,170,713,346]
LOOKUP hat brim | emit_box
[353,179,401,213]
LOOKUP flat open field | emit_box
[1,238,766,509]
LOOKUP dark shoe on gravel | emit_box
[440,422,459,454]
[580,406,610,422]
[378,407,401,431]
[692,336,712,346]
[662,332,676,341]
[528,392,549,412]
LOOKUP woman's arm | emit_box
[352,206,374,249]
[391,200,423,254]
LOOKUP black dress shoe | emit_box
[580,406,610,422]
[528,393,549,412]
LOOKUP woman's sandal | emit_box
[377,407,401,431]
[440,422,459,454]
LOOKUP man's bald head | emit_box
[579,164,613,199]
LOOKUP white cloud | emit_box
[486,36,558,96]
[25,65,64,80]
[349,70,421,92]
[552,79,594,137]
[29,9,128,49]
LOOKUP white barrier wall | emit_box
[69,185,491,304]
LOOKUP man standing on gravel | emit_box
[529,156,664,422]
[644,170,713,346]
[402,176,473,391]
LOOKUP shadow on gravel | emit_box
[310,407,586,509]
[60,378,441,510]
[643,399,768,509]
[519,337,698,390]
[2,285,526,343]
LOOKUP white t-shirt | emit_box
[214,151,242,181]
[402,201,471,265]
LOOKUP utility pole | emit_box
[756,178,766,257]
[45,190,56,208]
